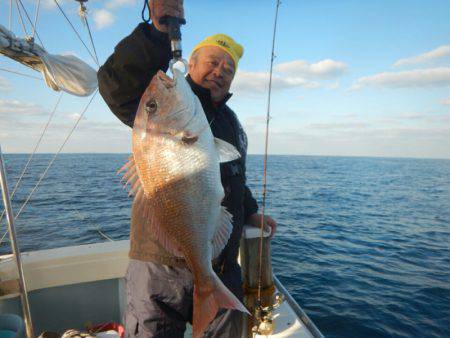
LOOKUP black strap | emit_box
[141,0,151,23]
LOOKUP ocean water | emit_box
[1,153,449,338]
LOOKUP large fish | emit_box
[121,69,248,337]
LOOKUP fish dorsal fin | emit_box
[118,155,143,196]
[211,207,233,259]
[214,138,241,163]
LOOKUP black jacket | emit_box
[97,22,258,267]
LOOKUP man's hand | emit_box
[247,213,277,238]
[149,0,184,33]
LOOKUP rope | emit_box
[73,208,114,242]
[53,0,99,67]
[0,66,42,81]
[0,92,62,227]
[257,0,281,307]
[0,90,98,246]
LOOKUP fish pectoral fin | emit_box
[131,191,184,258]
[211,207,233,259]
[214,138,241,163]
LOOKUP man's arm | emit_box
[244,186,277,237]
[97,0,184,127]
[243,185,258,221]
[97,23,171,127]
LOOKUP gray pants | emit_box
[124,259,244,338]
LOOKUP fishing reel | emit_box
[252,293,284,336]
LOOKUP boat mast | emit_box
[0,146,34,338]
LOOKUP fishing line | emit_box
[257,0,281,308]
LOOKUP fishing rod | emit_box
[252,0,282,335]
[142,0,187,74]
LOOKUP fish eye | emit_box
[145,99,158,114]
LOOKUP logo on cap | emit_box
[217,40,230,49]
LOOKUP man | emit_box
[97,1,276,337]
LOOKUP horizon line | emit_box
[2,152,449,161]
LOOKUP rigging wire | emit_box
[77,1,100,66]
[16,0,45,47]
[15,0,29,38]
[80,10,100,67]
[257,0,281,307]
[32,0,41,41]
[0,67,43,81]
[53,0,99,67]
[0,92,63,227]
[9,0,13,30]
[0,90,98,246]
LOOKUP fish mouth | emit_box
[151,70,175,89]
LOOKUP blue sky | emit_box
[1,0,449,158]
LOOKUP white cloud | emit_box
[69,113,87,121]
[377,113,450,124]
[0,77,11,91]
[232,70,319,95]
[395,113,427,120]
[105,0,138,10]
[232,58,345,96]
[246,125,450,159]
[0,100,46,117]
[351,67,450,90]
[308,122,370,130]
[326,81,340,89]
[93,9,115,30]
[333,112,357,118]
[394,45,450,67]
[242,115,267,131]
[275,59,347,79]
[441,98,450,106]
[40,0,70,10]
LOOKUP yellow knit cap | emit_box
[191,34,244,68]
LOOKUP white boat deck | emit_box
[0,241,320,337]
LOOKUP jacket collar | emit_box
[186,75,232,111]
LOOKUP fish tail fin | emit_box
[192,274,249,338]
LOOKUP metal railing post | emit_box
[0,146,34,338]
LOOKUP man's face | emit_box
[188,46,236,102]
